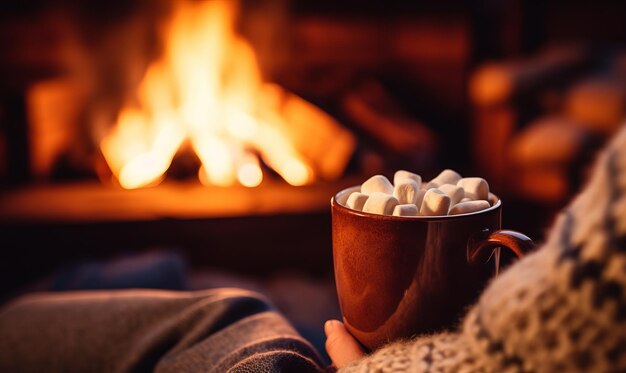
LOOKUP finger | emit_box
[324,319,365,369]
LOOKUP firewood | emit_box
[341,80,438,157]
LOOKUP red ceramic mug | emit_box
[331,186,534,351]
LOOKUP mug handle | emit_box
[467,229,534,267]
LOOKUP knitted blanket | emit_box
[342,124,626,373]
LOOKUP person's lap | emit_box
[0,288,326,372]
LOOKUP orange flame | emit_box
[100,0,350,189]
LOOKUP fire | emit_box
[100,0,354,189]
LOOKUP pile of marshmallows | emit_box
[347,169,493,217]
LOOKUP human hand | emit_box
[324,319,366,370]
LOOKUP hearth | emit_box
[2,0,626,300]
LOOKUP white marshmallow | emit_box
[346,192,369,211]
[361,175,394,195]
[420,189,451,216]
[362,192,399,215]
[414,189,427,210]
[393,180,420,205]
[438,184,464,205]
[426,169,462,188]
[393,170,422,188]
[488,192,498,206]
[457,177,489,200]
[460,197,472,203]
[393,204,419,217]
[449,200,490,215]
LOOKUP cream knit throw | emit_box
[341,125,626,373]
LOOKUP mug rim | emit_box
[332,185,501,221]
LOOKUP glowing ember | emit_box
[100,0,354,189]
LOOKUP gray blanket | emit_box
[0,288,327,372]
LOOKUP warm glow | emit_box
[237,153,263,187]
[99,0,354,189]
[100,109,185,189]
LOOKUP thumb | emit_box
[324,320,366,369]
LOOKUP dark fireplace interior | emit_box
[1,0,626,357]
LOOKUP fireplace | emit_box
[0,0,461,295]
[1,0,626,299]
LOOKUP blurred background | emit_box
[1,0,625,360]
